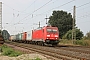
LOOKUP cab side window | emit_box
[43,29,44,32]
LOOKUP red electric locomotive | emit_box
[32,26,59,46]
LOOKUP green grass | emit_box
[0,45,43,60]
[59,39,90,46]
[59,39,73,45]
[74,40,90,46]
[34,57,42,60]
[0,45,22,57]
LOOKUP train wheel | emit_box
[41,42,44,46]
[52,44,58,47]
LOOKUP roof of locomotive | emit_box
[33,26,58,31]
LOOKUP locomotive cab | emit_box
[44,26,59,45]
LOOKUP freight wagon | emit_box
[0,34,4,44]
[9,26,59,46]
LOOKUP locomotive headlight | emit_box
[47,35,50,37]
[56,38,57,39]
[47,38,49,39]
[55,35,58,37]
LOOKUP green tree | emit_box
[48,10,73,38]
[62,28,83,40]
[2,30,10,40]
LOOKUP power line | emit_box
[21,0,37,12]
[27,0,75,25]
[43,0,75,13]
[4,0,90,34]
[3,0,58,28]
[76,2,90,8]
[4,0,75,29]
[25,0,75,29]
[36,0,75,23]
[77,12,90,19]
[3,3,22,13]
[77,20,90,24]
[11,0,53,26]
[3,0,37,26]
[3,0,53,29]
[4,0,90,27]
[4,0,74,28]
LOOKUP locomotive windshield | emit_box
[47,29,57,33]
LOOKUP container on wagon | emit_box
[22,32,27,40]
[9,35,16,41]
[9,35,14,41]
[16,34,19,40]
[26,31,32,40]
[18,33,22,40]
[13,35,16,40]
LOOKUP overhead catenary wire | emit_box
[4,0,90,27]
[3,3,24,14]
[18,0,76,26]
[3,1,37,14]
[31,0,75,23]
[3,0,90,35]
[2,0,37,29]
[15,0,75,29]
[77,12,90,19]
[4,0,74,27]
[3,0,57,25]
[76,2,90,8]
[75,2,90,24]
[2,0,82,29]
[17,0,53,23]
[2,0,37,23]
[20,0,76,30]
[21,0,37,13]
[4,0,53,29]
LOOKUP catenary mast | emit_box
[0,2,2,33]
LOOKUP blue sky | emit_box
[0,0,90,35]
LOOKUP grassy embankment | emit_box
[0,45,42,60]
[59,39,90,46]
[0,45,22,57]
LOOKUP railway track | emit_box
[55,46,90,54]
[4,42,71,60]
[5,41,90,60]
[53,46,90,60]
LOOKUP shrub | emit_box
[74,40,89,46]
[0,45,22,57]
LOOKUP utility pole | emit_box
[33,22,40,28]
[72,6,76,44]
[39,21,40,28]
[45,15,49,25]
[0,2,2,34]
